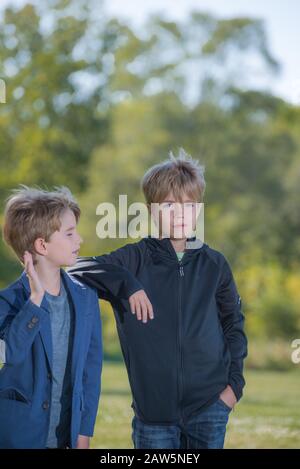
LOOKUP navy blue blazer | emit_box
[0,270,102,448]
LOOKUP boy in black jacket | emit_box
[69,149,248,449]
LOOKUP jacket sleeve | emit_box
[0,292,48,366]
[67,244,142,301]
[79,295,103,437]
[216,257,248,402]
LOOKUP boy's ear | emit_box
[33,237,47,256]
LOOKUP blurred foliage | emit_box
[1,0,300,366]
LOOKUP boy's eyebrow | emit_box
[161,200,196,203]
[65,225,76,232]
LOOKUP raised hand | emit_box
[23,251,45,306]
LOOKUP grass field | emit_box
[91,361,300,449]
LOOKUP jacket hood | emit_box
[144,236,207,264]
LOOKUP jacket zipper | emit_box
[178,260,185,427]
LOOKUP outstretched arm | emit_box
[68,256,153,323]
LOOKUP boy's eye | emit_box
[185,202,199,209]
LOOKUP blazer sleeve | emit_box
[0,291,48,366]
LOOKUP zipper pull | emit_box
[179,265,184,277]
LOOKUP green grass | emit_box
[91,362,300,449]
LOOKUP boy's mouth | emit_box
[72,249,80,255]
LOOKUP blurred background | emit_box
[0,0,300,448]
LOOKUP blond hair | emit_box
[141,148,205,204]
[2,186,80,262]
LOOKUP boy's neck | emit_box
[169,238,186,253]
[34,261,61,296]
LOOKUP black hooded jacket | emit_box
[68,237,248,425]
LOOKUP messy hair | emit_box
[141,148,206,204]
[2,186,80,262]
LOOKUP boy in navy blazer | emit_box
[0,186,152,449]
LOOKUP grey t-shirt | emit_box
[45,278,74,448]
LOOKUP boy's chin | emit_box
[65,257,78,267]
[171,229,193,240]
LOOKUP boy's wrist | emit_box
[30,293,44,307]
[76,434,90,449]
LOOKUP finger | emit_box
[24,254,30,274]
[146,299,154,319]
[25,255,34,277]
[140,293,153,320]
[129,297,136,315]
[135,301,142,321]
[140,299,148,323]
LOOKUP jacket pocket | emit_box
[217,397,233,412]
[0,397,41,448]
[0,387,30,404]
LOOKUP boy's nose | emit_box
[174,203,184,217]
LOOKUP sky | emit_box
[1,0,299,104]
[104,0,300,104]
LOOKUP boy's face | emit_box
[150,192,201,240]
[40,209,82,267]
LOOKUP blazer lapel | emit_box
[61,270,86,387]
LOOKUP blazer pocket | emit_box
[0,388,30,404]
